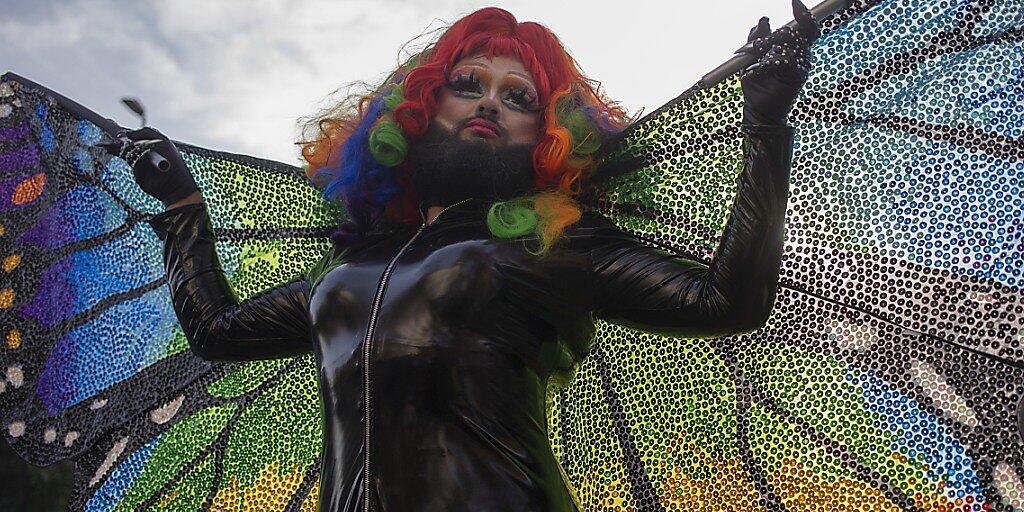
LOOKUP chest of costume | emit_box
[307,222,592,387]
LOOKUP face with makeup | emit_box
[434,54,544,147]
[403,54,542,207]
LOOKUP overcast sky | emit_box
[1,0,797,165]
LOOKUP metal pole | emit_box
[696,0,853,90]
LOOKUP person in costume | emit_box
[104,4,819,511]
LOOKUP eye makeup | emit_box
[446,65,540,112]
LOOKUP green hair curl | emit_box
[487,196,538,237]
[368,83,410,167]
[554,93,602,157]
[369,117,408,167]
[564,109,601,156]
[383,83,405,111]
[487,194,573,257]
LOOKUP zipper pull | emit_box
[421,197,474,227]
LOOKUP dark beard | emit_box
[403,121,536,207]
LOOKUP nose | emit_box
[475,95,500,119]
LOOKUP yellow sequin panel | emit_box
[208,463,304,512]
[300,482,320,512]
[6,329,20,350]
[659,453,763,511]
[770,458,901,512]
[2,254,19,272]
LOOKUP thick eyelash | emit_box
[506,87,536,110]
[447,70,538,111]
[448,71,481,94]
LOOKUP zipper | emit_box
[362,197,472,512]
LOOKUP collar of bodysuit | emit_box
[363,198,488,237]
[417,197,492,225]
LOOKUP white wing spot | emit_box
[909,360,979,427]
[89,398,108,410]
[150,395,185,425]
[64,431,79,447]
[6,365,23,388]
[89,437,129,487]
[43,428,56,444]
[8,421,25,438]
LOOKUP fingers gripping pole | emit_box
[698,0,848,90]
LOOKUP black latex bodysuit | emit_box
[145,123,793,512]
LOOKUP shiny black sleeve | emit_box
[588,123,793,338]
[146,202,313,361]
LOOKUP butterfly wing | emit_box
[0,73,342,510]
[555,0,1024,509]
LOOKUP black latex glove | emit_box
[737,0,821,125]
[98,127,198,206]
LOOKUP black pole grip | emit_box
[148,151,170,172]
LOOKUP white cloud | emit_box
[1,0,798,165]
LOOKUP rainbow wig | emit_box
[300,7,631,255]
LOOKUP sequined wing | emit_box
[0,73,343,511]
[558,0,1024,509]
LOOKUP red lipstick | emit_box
[464,118,500,138]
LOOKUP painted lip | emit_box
[463,118,501,138]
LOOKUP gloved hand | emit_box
[736,0,821,125]
[99,127,198,206]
